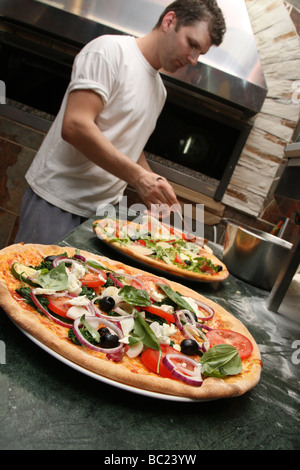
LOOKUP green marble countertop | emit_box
[1,216,299,451]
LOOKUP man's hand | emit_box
[133,171,179,211]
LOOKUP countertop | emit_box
[0,216,299,451]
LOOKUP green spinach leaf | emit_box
[119,285,151,307]
[38,262,69,291]
[157,283,197,314]
[200,344,242,378]
[132,312,160,351]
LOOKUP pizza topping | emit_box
[30,290,72,327]
[98,296,116,312]
[200,344,242,378]
[180,339,200,356]
[162,354,203,386]
[93,217,227,278]
[205,329,253,360]
[72,315,124,357]
[142,305,175,324]
[141,345,179,379]
[149,321,176,345]
[11,262,41,286]
[193,299,215,321]
[12,251,252,387]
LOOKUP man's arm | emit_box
[61,89,178,208]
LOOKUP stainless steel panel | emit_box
[0,0,267,115]
[223,219,293,291]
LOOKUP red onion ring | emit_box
[162,354,203,386]
[52,257,82,269]
[194,299,214,321]
[73,254,86,263]
[183,323,210,353]
[174,310,196,334]
[30,290,71,328]
[72,315,124,356]
[108,273,124,288]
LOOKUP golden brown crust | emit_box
[93,220,229,282]
[0,243,261,400]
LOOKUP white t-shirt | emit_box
[26,35,166,217]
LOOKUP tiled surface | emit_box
[0,115,46,248]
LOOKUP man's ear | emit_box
[161,11,177,32]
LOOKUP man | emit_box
[15,0,226,244]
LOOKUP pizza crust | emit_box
[0,243,261,400]
[94,220,229,282]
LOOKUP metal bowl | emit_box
[222,219,292,291]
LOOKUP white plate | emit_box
[17,325,204,403]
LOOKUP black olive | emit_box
[184,259,192,266]
[216,265,223,272]
[44,255,58,262]
[99,296,115,312]
[100,331,120,348]
[98,327,110,337]
[180,339,199,356]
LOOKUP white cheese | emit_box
[66,305,89,320]
[130,245,154,256]
[33,288,60,296]
[182,296,198,315]
[119,317,135,345]
[66,272,82,295]
[148,285,166,302]
[126,341,144,358]
[150,321,176,344]
[156,241,172,250]
[98,272,107,283]
[65,295,90,307]
[100,286,123,305]
[70,261,86,280]
[159,304,174,314]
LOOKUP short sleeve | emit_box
[67,49,116,104]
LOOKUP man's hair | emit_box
[154,0,226,46]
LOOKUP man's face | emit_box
[160,19,212,73]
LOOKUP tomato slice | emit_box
[133,239,147,246]
[141,345,183,380]
[136,275,169,293]
[206,329,253,360]
[135,275,170,303]
[81,271,107,288]
[143,305,175,324]
[47,295,72,318]
[174,254,184,265]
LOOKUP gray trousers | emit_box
[14,187,88,245]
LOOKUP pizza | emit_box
[93,216,229,282]
[0,243,262,400]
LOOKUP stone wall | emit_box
[222,0,300,220]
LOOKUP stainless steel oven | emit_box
[0,0,267,201]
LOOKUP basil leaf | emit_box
[119,285,151,307]
[157,283,197,314]
[80,315,100,343]
[200,344,242,378]
[133,312,160,351]
[38,262,69,291]
[86,259,113,272]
